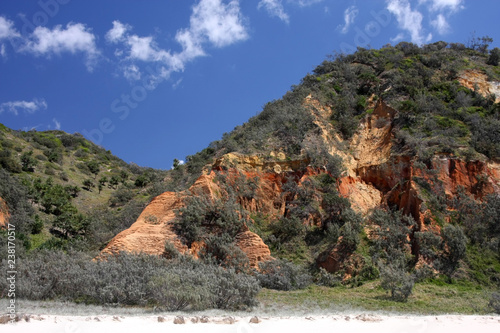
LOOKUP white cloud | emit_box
[189,0,248,48]
[106,20,130,43]
[24,23,99,71]
[172,78,183,89]
[110,0,248,82]
[258,0,290,24]
[52,118,61,130]
[123,64,141,81]
[390,32,406,43]
[419,0,464,12]
[339,5,358,34]
[418,0,463,36]
[430,13,450,34]
[0,98,47,115]
[386,0,432,45]
[290,0,323,7]
[0,16,20,58]
[127,35,169,62]
[0,16,20,40]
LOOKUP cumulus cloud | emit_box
[23,23,99,71]
[108,0,248,82]
[188,0,248,47]
[123,64,141,81]
[419,0,463,35]
[339,5,358,34]
[0,16,20,40]
[258,0,290,24]
[0,16,20,58]
[430,13,450,34]
[386,0,432,45]
[0,98,47,115]
[106,20,130,43]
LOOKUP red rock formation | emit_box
[102,97,500,274]
[0,197,8,228]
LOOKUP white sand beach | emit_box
[3,313,500,333]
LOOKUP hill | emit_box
[1,40,500,313]
[0,126,168,251]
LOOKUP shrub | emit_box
[109,187,134,206]
[489,292,500,314]
[379,258,415,302]
[315,267,341,287]
[3,250,260,310]
[257,259,312,290]
[20,151,38,172]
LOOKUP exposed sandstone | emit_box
[458,69,500,103]
[0,197,8,228]
[101,166,273,268]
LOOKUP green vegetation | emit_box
[2,38,500,312]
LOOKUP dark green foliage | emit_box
[269,215,305,244]
[174,193,251,270]
[489,292,500,314]
[1,250,259,310]
[86,160,100,177]
[0,169,35,236]
[380,257,415,302]
[174,194,246,248]
[109,186,134,206]
[134,174,148,187]
[257,259,312,290]
[369,209,416,261]
[488,47,500,66]
[439,224,467,277]
[20,151,38,172]
[453,192,500,253]
[82,179,95,191]
[109,175,120,188]
[0,148,22,173]
[315,267,341,287]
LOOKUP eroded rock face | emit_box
[0,197,8,228]
[101,165,273,268]
[458,69,500,103]
[102,97,500,274]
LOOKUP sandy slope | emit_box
[4,314,500,333]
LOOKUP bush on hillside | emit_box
[256,259,312,291]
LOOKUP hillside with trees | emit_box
[1,39,500,314]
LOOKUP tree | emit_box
[438,224,467,280]
[109,175,120,188]
[86,160,100,178]
[52,204,89,238]
[135,174,149,187]
[82,179,95,191]
[173,158,181,169]
[380,257,415,302]
[99,176,108,187]
[487,47,500,66]
[20,151,38,172]
[119,170,128,183]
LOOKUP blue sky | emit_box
[0,0,499,169]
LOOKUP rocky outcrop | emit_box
[101,163,273,268]
[103,96,500,274]
[0,197,8,228]
[458,69,500,103]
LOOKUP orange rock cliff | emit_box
[102,97,500,272]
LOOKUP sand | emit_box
[3,313,500,333]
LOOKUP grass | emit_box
[257,281,495,315]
